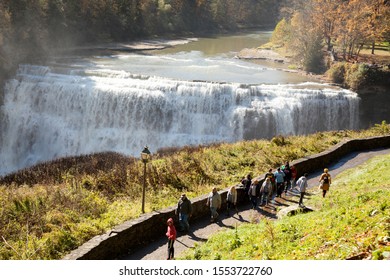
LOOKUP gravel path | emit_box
[123,148,390,260]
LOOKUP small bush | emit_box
[344,63,369,90]
[326,62,346,84]
[271,135,289,146]
[326,62,390,90]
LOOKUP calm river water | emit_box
[89,31,317,84]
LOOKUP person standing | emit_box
[165,218,176,260]
[264,168,276,199]
[206,187,221,222]
[296,173,308,207]
[274,168,285,197]
[283,161,292,194]
[319,168,332,197]
[248,179,260,209]
[175,193,192,232]
[260,177,272,206]
[241,174,252,201]
[226,185,238,216]
[290,165,297,188]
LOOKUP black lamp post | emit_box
[141,146,151,213]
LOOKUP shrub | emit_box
[271,135,289,146]
[326,62,346,84]
[344,63,370,90]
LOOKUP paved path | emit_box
[123,148,390,260]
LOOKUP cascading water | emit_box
[0,64,359,176]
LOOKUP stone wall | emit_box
[63,135,390,260]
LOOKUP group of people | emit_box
[164,186,234,259]
[242,162,300,209]
[165,165,332,259]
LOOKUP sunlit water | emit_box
[0,31,360,175]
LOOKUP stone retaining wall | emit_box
[63,135,390,260]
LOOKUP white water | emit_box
[0,63,359,175]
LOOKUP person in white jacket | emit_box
[226,185,238,216]
[296,173,308,207]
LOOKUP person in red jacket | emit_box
[166,218,177,260]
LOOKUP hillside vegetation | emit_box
[0,123,389,259]
[181,152,390,260]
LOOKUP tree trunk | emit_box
[356,42,364,57]
[326,36,332,51]
[371,41,375,55]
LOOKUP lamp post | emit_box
[141,146,151,213]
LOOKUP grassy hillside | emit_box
[181,152,390,260]
[0,123,389,259]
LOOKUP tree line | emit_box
[0,0,280,81]
[272,0,390,73]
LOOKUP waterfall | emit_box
[0,64,359,175]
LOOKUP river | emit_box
[0,31,380,176]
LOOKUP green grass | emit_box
[0,124,389,259]
[181,153,390,260]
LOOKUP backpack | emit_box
[249,183,259,196]
[323,175,329,184]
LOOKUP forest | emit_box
[272,0,390,73]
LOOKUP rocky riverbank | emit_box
[237,47,332,83]
[236,48,290,63]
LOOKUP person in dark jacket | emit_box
[175,193,192,232]
[283,161,292,194]
[241,173,252,201]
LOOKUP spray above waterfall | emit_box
[0,64,359,176]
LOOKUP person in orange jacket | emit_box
[166,218,177,260]
[319,168,332,198]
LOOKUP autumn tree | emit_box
[289,10,326,73]
[270,18,291,47]
[311,0,343,51]
[364,0,390,54]
[276,0,390,67]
